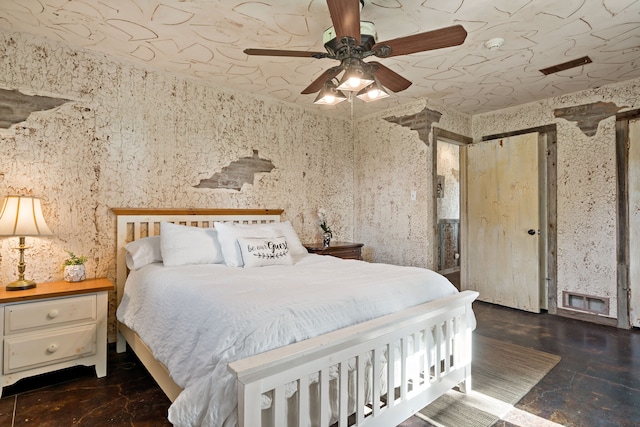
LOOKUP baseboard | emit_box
[556,308,618,327]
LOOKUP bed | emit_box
[112,208,478,427]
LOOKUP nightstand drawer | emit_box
[4,324,97,374]
[329,247,361,259]
[5,295,97,334]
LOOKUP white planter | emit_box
[64,265,86,282]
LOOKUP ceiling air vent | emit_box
[539,56,592,76]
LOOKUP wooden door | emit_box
[463,133,541,312]
[629,119,640,327]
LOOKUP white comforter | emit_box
[116,253,457,427]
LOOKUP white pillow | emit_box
[214,221,279,267]
[125,235,162,270]
[264,221,307,256]
[160,222,224,267]
[237,236,293,268]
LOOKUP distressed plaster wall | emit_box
[354,100,471,267]
[472,77,640,319]
[0,31,354,341]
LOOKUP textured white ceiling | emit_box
[1,0,639,117]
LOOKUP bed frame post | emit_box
[457,300,475,394]
[115,213,129,353]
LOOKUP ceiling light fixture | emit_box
[245,0,468,107]
[336,58,375,92]
[313,80,347,105]
[315,60,392,105]
[356,78,389,102]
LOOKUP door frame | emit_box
[615,109,640,329]
[432,128,472,276]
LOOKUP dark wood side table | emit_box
[304,242,364,260]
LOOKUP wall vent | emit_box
[562,291,609,315]
[539,56,592,75]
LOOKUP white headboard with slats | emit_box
[111,208,283,306]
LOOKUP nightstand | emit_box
[304,241,364,260]
[0,278,113,396]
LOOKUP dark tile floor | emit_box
[472,302,640,427]
[0,345,172,427]
[1,299,639,426]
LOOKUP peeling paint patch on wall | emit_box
[384,107,442,145]
[194,150,275,191]
[554,101,624,137]
[0,88,69,128]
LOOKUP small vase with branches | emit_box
[318,210,333,248]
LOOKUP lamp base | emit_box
[6,279,36,291]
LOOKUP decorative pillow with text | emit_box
[237,236,293,268]
[214,221,279,267]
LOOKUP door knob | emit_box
[527,229,537,235]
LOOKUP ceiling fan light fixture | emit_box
[314,81,347,105]
[337,63,374,92]
[356,80,389,102]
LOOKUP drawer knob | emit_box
[47,343,59,353]
[48,309,60,319]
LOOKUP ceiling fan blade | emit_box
[326,0,361,45]
[373,25,467,57]
[301,67,343,94]
[244,48,327,58]
[370,62,412,93]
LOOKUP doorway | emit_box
[436,141,461,274]
[630,118,640,328]
[616,111,640,329]
[432,129,472,290]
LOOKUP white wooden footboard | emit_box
[229,290,478,427]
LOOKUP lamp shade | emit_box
[337,69,374,92]
[0,196,53,236]
[356,80,390,102]
[336,59,375,92]
[314,81,347,105]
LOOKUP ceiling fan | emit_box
[244,0,467,105]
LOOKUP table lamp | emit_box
[0,196,53,290]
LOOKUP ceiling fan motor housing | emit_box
[323,21,377,56]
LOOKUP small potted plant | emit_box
[63,251,87,282]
